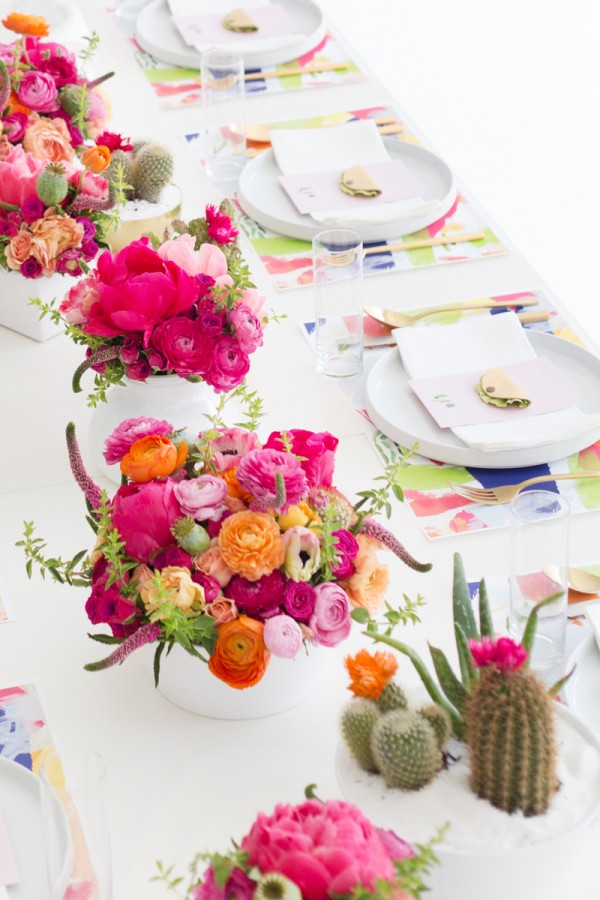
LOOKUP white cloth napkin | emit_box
[167,0,302,55]
[270,121,444,227]
[394,313,600,452]
[585,606,600,653]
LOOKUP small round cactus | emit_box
[417,703,452,750]
[371,709,442,790]
[341,698,380,772]
[131,142,174,203]
[376,682,409,713]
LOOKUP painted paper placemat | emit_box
[105,5,364,110]
[303,287,600,540]
[184,106,506,290]
[0,682,56,772]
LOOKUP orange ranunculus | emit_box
[208,615,270,689]
[2,12,49,36]
[120,436,188,483]
[339,534,389,615]
[218,511,284,581]
[7,90,31,116]
[345,649,398,700]
[82,145,111,174]
[219,465,252,502]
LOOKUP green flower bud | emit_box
[36,164,69,206]
[170,516,210,555]
[59,83,88,117]
[254,873,302,900]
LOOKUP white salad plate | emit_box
[0,756,71,900]
[136,0,326,69]
[237,138,456,242]
[564,633,600,737]
[365,330,600,468]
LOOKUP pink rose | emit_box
[229,304,263,354]
[17,71,59,113]
[193,544,233,588]
[204,596,238,625]
[110,480,182,564]
[210,427,261,471]
[150,317,213,376]
[238,287,265,318]
[264,430,339,488]
[84,240,198,343]
[309,582,351,647]
[173,475,228,522]
[204,335,249,393]
[103,416,174,465]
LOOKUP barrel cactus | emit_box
[341,698,381,772]
[371,709,442,790]
[105,140,174,203]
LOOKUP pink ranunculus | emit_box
[59,271,101,325]
[282,581,316,623]
[210,426,261,471]
[236,448,308,515]
[0,144,47,206]
[204,334,250,393]
[237,286,266,318]
[309,582,351,647]
[468,636,528,672]
[229,303,263,354]
[2,112,28,142]
[85,557,141,638]
[173,475,228,522]
[264,614,303,658]
[191,867,225,900]
[150,316,213,377]
[264,429,339,488]
[84,240,199,343]
[17,70,59,113]
[331,529,359,578]
[110,480,182,564]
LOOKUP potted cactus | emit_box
[336,554,600,900]
[106,140,181,251]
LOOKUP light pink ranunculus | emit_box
[263,614,303,658]
[229,303,263,354]
[173,475,228,522]
[110,480,182,564]
[309,582,351,647]
[103,416,174,465]
[236,448,308,515]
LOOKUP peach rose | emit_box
[30,211,84,274]
[218,511,284,582]
[23,114,73,163]
[5,228,33,269]
[339,534,389,615]
[139,566,204,615]
[205,596,238,626]
[193,544,233,588]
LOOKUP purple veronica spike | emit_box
[72,346,120,394]
[84,622,162,671]
[358,518,432,572]
[66,422,102,512]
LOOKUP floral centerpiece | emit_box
[0,12,111,162]
[155,794,440,900]
[21,413,430,693]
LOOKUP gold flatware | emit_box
[363,296,539,329]
[244,61,350,81]
[245,117,404,143]
[365,229,486,256]
[448,472,600,506]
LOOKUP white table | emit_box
[0,0,599,896]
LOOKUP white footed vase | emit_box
[0,270,79,342]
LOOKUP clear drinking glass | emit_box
[509,490,570,678]
[313,229,364,379]
[40,748,112,900]
[201,48,246,188]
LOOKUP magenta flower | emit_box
[210,427,261,471]
[119,333,144,365]
[206,204,238,244]
[331,529,359,578]
[309,582,351,647]
[150,316,213,377]
[153,546,193,571]
[59,271,101,326]
[17,70,59,112]
[468,636,528,672]
[237,448,308,514]
[20,258,42,278]
[173,476,228,522]
[264,614,303,658]
[264,429,339,488]
[190,571,221,604]
[229,303,264,354]
[125,358,151,381]
[103,417,173,465]
[25,37,78,87]
[224,570,286,620]
[110,480,182,564]
[85,558,141,638]
[282,581,316,623]
[94,131,133,152]
[204,334,250,393]
[281,527,321,582]
[376,828,415,862]
[2,112,28,142]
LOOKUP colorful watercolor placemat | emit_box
[105,5,365,110]
[302,287,600,540]
[183,106,506,290]
[0,682,56,773]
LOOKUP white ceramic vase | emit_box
[0,270,78,342]
[145,642,337,720]
[336,704,600,900]
[89,375,219,483]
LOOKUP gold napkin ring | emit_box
[339,165,382,198]
[476,367,531,408]
[222,8,259,32]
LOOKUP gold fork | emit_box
[448,472,600,505]
[363,296,539,329]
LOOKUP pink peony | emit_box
[173,475,228,522]
[156,233,225,277]
[110,480,182,564]
[68,169,109,200]
[264,614,303,658]
[309,582,351,647]
[229,303,263,354]
[196,241,229,280]
[468,636,528,672]
[59,271,101,325]
[236,448,308,514]
[17,70,59,112]
[153,546,193,571]
[0,144,46,205]
[264,430,339,488]
[83,241,199,343]
[103,417,174,465]
[150,316,213,376]
[85,557,141,638]
[210,427,261,471]
[204,334,250,393]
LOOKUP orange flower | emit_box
[7,91,31,116]
[339,534,389,614]
[219,466,252,502]
[345,649,398,699]
[218,511,284,581]
[82,145,111,174]
[2,12,49,36]
[120,436,188,483]
[208,615,270,689]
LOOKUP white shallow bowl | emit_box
[0,0,88,50]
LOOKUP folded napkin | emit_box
[168,0,301,55]
[585,605,600,653]
[270,121,444,227]
[395,313,600,452]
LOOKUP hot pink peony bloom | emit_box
[264,430,339,488]
[110,480,182,564]
[309,582,351,647]
[468,636,528,672]
[210,427,261,471]
[17,70,59,112]
[0,144,47,205]
[59,271,101,325]
[264,614,303,658]
[85,557,141,638]
[150,317,213,376]
[173,475,228,522]
[229,304,263,354]
[103,417,174,465]
[204,335,250,393]
[237,448,308,514]
[83,241,198,343]
[241,799,396,900]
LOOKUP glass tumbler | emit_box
[201,48,246,188]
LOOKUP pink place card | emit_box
[0,811,19,887]
[408,356,580,428]
[172,5,298,46]
[279,160,424,215]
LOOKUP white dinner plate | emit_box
[237,138,456,242]
[0,756,71,900]
[564,633,600,737]
[366,330,600,469]
[135,0,326,69]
